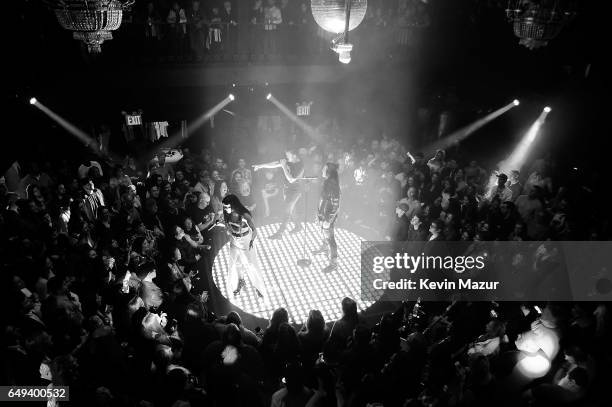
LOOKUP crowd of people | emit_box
[1,118,611,407]
[119,0,430,61]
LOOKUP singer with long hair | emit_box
[222,194,268,299]
[253,148,304,239]
[313,162,340,273]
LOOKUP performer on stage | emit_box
[253,148,305,239]
[222,194,268,299]
[312,163,340,273]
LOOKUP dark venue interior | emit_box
[2,1,610,406]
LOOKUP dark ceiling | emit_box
[4,0,605,172]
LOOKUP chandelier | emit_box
[311,0,368,63]
[46,0,135,53]
[505,0,576,50]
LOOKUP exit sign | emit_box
[296,102,312,116]
[126,115,142,126]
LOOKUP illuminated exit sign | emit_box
[126,115,142,126]
[296,101,312,116]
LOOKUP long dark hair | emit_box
[268,307,289,330]
[212,180,227,201]
[222,194,250,223]
[341,297,358,324]
[305,309,326,336]
[210,180,227,213]
[323,162,339,196]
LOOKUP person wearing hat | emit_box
[486,172,513,203]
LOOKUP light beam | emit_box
[484,107,552,194]
[424,100,520,154]
[156,95,235,152]
[266,94,321,143]
[30,99,109,157]
[498,107,550,175]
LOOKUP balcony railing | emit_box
[107,18,429,64]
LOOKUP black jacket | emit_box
[393,214,411,241]
[407,224,428,241]
[318,182,340,222]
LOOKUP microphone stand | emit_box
[296,176,318,268]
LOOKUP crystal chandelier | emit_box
[311,0,368,63]
[505,0,576,50]
[46,0,135,53]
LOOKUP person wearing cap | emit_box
[486,172,513,203]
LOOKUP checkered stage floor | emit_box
[211,222,379,324]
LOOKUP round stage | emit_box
[212,222,375,325]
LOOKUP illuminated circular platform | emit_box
[212,222,375,324]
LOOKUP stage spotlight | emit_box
[513,99,520,106]
[228,94,235,101]
[266,93,272,100]
[29,97,37,105]
[544,106,552,113]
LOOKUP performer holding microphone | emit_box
[222,194,268,300]
[312,163,340,273]
[253,148,304,239]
